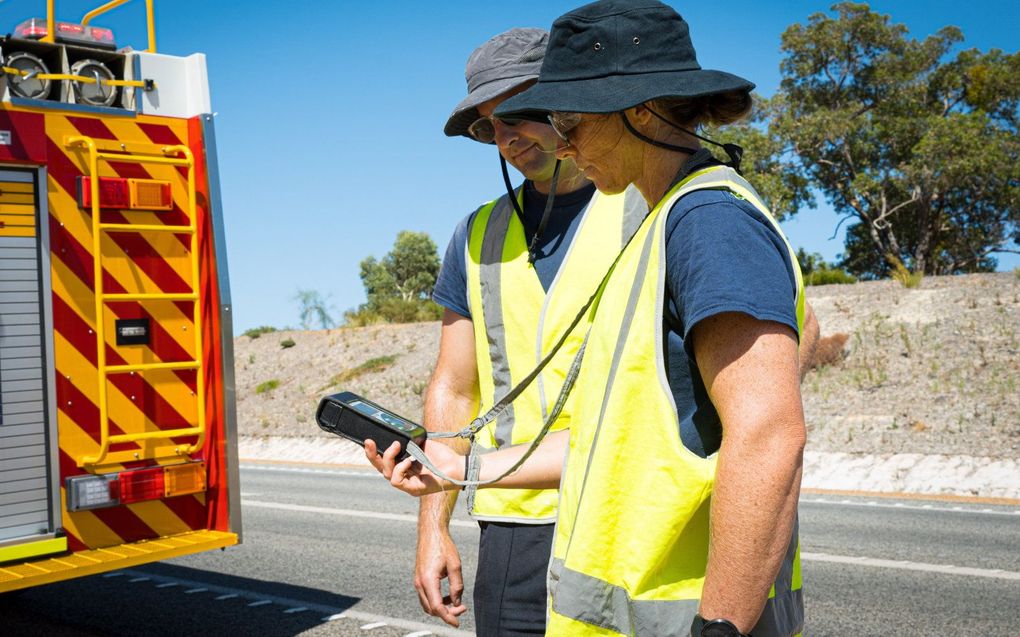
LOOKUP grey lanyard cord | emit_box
[404,336,589,488]
[407,196,655,488]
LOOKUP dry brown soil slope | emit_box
[236,272,1020,458]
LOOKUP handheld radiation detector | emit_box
[316,391,427,461]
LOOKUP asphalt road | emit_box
[2,463,1017,636]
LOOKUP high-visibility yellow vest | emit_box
[464,185,646,522]
[547,166,805,636]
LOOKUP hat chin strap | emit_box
[620,110,744,173]
[500,153,562,265]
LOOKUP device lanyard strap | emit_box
[426,258,603,444]
[406,335,589,487]
[419,189,655,486]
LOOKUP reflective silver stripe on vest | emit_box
[751,589,805,637]
[478,195,516,447]
[775,517,799,597]
[552,558,804,637]
[621,186,648,251]
[550,558,699,636]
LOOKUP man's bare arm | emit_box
[416,309,479,627]
[692,312,805,634]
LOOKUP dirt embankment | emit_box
[236,272,1020,459]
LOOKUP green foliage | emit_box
[344,297,443,326]
[243,325,277,339]
[349,231,443,324]
[294,289,336,330]
[806,268,857,286]
[320,355,399,390]
[255,379,280,394]
[704,95,814,221]
[796,248,857,285]
[1014,267,1020,279]
[771,3,1020,278]
[280,337,296,349]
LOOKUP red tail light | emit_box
[118,467,165,504]
[78,176,173,211]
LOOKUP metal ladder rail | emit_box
[66,135,207,467]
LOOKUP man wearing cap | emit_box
[418,27,649,635]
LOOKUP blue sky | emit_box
[4,1,1017,332]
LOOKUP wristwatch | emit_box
[690,614,750,637]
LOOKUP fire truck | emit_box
[0,1,239,593]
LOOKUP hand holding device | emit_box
[316,391,427,461]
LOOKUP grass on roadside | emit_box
[319,355,399,391]
[255,379,280,395]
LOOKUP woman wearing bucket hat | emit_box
[367,2,807,636]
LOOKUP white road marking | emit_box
[404,632,434,637]
[242,464,376,478]
[156,582,178,589]
[185,588,208,594]
[801,553,1020,581]
[215,594,238,601]
[102,572,124,578]
[284,607,308,614]
[242,500,477,529]
[244,500,1015,581]
[120,568,472,637]
[803,498,1019,516]
[128,577,149,583]
[361,621,388,630]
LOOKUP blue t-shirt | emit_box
[663,187,799,457]
[433,180,597,318]
[433,155,798,459]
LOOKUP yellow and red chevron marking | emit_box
[0,105,229,553]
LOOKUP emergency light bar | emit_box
[66,462,207,512]
[77,176,174,211]
[14,18,117,50]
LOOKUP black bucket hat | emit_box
[444,27,548,138]
[495,0,754,118]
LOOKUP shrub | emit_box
[1014,266,1020,280]
[797,248,857,286]
[344,298,442,326]
[320,355,398,390]
[808,333,849,370]
[280,338,296,349]
[255,379,280,394]
[805,268,857,286]
[243,325,277,339]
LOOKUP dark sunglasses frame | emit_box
[467,115,529,143]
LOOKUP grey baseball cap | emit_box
[444,27,548,139]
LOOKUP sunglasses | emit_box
[547,111,583,143]
[467,115,528,144]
